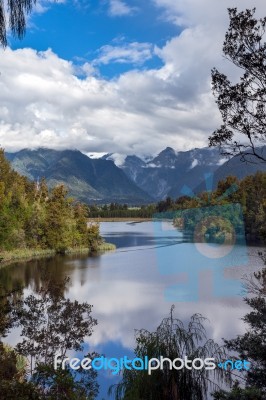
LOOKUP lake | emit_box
[2,221,265,399]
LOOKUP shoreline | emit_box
[0,242,116,268]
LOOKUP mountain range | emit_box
[5,146,266,204]
[5,149,152,204]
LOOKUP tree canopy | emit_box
[0,149,102,256]
[0,276,99,399]
[209,8,266,162]
[213,254,266,399]
[109,306,229,400]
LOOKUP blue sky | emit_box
[1,0,266,157]
[10,0,179,78]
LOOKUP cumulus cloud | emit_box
[0,46,216,155]
[95,42,153,66]
[1,0,266,156]
[153,0,266,27]
[108,0,137,17]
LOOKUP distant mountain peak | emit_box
[6,146,265,204]
[160,147,176,155]
[125,155,146,164]
[150,146,177,168]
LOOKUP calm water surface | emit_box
[2,221,265,399]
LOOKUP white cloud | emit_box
[217,158,228,166]
[85,152,108,159]
[32,0,66,16]
[108,0,137,17]
[153,0,266,27]
[105,153,127,166]
[1,1,266,156]
[144,163,161,168]
[95,42,153,65]
[0,46,214,155]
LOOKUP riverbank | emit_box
[0,248,56,265]
[0,242,116,267]
[66,243,116,253]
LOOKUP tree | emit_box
[44,185,73,252]
[32,362,98,400]
[15,276,97,368]
[0,0,36,47]
[0,342,41,399]
[209,8,266,162]
[212,381,264,400]
[0,277,99,399]
[0,150,104,254]
[0,286,20,338]
[109,306,229,400]
[0,287,41,399]
[87,222,102,252]
[213,254,266,398]
[13,276,99,399]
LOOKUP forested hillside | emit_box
[6,148,153,204]
[0,149,101,256]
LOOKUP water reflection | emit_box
[1,221,265,399]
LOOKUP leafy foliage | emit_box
[88,202,156,219]
[0,0,36,47]
[109,306,229,400]
[209,8,266,162]
[213,255,266,398]
[213,381,264,400]
[32,362,98,400]
[0,276,99,399]
[15,277,97,368]
[155,172,266,242]
[0,149,102,255]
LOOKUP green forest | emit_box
[89,173,266,243]
[0,149,104,262]
[0,148,265,399]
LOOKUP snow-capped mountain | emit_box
[5,146,266,204]
[119,147,227,200]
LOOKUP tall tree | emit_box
[44,185,72,252]
[209,8,266,162]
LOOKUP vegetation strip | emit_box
[0,243,116,267]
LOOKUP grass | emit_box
[0,242,116,267]
[65,242,116,254]
[0,248,56,264]
[97,242,116,251]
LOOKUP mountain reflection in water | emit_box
[1,221,265,399]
